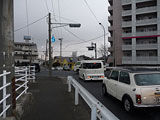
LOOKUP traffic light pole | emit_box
[48,13,52,75]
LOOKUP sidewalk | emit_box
[21,71,90,120]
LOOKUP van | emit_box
[79,60,104,81]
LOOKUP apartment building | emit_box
[14,42,38,65]
[108,0,160,66]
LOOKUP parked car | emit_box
[102,67,160,112]
[79,60,104,81]
[73,61,81,72]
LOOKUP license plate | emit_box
[156,97,160,103]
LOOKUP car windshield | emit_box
[83,63,101,69]
[134,73,160,86]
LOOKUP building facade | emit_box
[14,42,38,65]
[108,0,160,66]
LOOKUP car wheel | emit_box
[102,84,107,96]
[83,75,86,81]
[123,97,134,112]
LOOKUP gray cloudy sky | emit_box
[14,0,110,58]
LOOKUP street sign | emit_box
[51,36,55,43]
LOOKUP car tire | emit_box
[83,75,86,81]
[123,96,134,113]
[102,84,108,96]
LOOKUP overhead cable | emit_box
[83,0,99,23]
[14,15,47,32]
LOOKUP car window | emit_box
[134,73,160,86]
[82,63,102,69]
[110,71,119,81]
[119,71,130,84]
[105,69,112,78]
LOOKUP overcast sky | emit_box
[14,0,110,58]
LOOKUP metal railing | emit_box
[67,76,119,120]
[0,66,36,119]
[0,71,11,118]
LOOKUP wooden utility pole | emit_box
[48,13,52,75]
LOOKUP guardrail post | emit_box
[25,67,27,94]
[3,70,7,118]
[91,104,97,120]
[68,76,72,92]
[75,87,79,105]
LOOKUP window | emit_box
[135,73,160,86]
[110,71,119,81]
[82,63,102,69]
[119,72,130,84]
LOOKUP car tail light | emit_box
[136,94,141,104]
[87,76,91,79]
[101,76,104,78]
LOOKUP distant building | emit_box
[14,42,38,65]
[108,0,160,66]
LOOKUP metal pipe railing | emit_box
[0,70,11,118]
[67,76,119,120]
[0,65,36,119]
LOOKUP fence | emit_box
[0,66,35,119]
[67,76,119,120]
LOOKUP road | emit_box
[39,69,160,120]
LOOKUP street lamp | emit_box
[99,23,106,63]
[48,13,81,75]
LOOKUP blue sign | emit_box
[51,36,55,43]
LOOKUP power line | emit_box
[64,33,109,49]
[63,27,86,42]
[14,15,47,32]
[44,0,49,12]
[83,0,99,23]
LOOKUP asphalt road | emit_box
[39,68,160,120]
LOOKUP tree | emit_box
[98,44,109,57]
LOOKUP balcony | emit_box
[122,33,132,37]
[122,0,132,5]
[136,0,154,3]
[136,19,157,26]
[122,21,132,27]
[108,6,113,11]
[122,56,132,64]
[108,47,114,52]
[122,10,132,16]
[108,26,113,31]
[108,16,113,21]
[108,37,113,42]
[136,31,157,36]
[122,45,132,50]
[122,56,158,64]
[136,44,158,50]
[136,6,157,14]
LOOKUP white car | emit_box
[79,60,104,81]
[102,67,160,112]
[73,61,81,72]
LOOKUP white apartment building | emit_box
[14,42,38,65]
[108,0,160,66]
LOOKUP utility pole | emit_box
[48,13,52,75]
[0,0,14,115]
[59,38,63,64]
[45,39,48,65]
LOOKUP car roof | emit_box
[108,67,160,73]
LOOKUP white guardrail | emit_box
[0,66,35,119]
[67,76,119,120]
